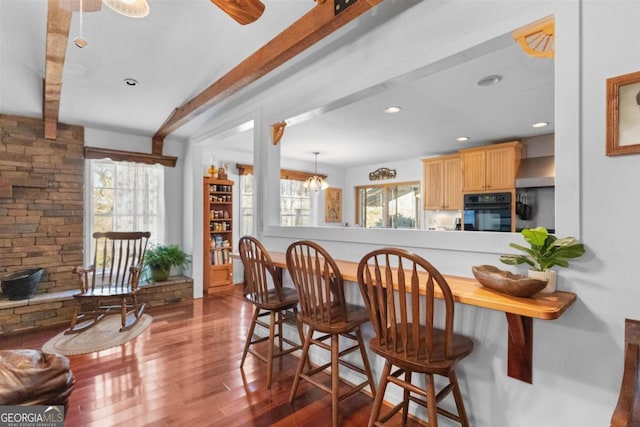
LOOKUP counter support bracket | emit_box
[505,313,533,384]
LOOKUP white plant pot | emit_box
[528,269,557,294]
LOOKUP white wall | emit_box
[176,1,640,426]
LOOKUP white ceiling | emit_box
[0,0,553,167]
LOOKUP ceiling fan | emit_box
[210,0,265,25]
[59,0,266,25]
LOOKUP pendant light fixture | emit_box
[304,152,329,192]
[102,0,150,18]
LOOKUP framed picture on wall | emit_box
[607,70,640,156]
[325,188,342,223]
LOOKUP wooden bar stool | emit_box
[238,236,305,389]
[357,247,474,427]
[611,318,640,427]
[286,240,376,427]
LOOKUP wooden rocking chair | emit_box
[66,231,151,335]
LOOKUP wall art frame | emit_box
[607,70,640,156]
[325,187,342,223]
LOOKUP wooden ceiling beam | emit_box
[84,147,178,167]
[152,0,384,147]
[44,0,72,140]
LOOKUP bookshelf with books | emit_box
[203,177,234,293]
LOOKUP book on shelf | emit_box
[211,247,231,265]
[210,232,232,265]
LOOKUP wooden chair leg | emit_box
[402,371,412,425]
[449,369,470,427]
[331,333,340,427]
[369,360,392,427]
[290,327,313,403]
[425,373,438,427]
[120,297,127,330]
[266,310,277,389]
[241,307,260,368]
[119,297,146,332]
[356,328,376,399]
[277,310,284,352]
[292,307,310,370]
[66,303,80,335]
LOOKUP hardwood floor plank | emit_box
[0,285,429,426]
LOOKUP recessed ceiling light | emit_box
[384,106,402,114]
[456,136,470,142]
[477,74,503,87]
[531,121,549,128]
[123,78,139,87]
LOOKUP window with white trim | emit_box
[88,159,165,250]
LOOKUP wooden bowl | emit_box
[471,265,547,297]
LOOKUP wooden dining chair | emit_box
[286,240,376,427]
[357,247,474,427]
[238,236,305,389]
[611,318,640,427]
[67,231,150,335]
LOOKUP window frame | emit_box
[85,158,165,264]
[355,181,421,229]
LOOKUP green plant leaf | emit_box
[144,244,192,270]
[499,254,535,268]
[499,227,585,272]
[521,226,548,247]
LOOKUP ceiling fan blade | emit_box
[210,0,265,25]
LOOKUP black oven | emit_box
[463,192,512,232]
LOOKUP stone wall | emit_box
[0,114,84,295]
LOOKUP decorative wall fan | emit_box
[513,16,554,59]
[59,0,265,24]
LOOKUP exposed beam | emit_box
[84,147,178,167]
[43,0,72,140]
[153,0,384,146]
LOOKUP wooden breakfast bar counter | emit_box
[266,251,576,384]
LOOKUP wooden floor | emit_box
[0,285,425,427]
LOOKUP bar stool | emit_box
[357,247,474,427]
[286,240,376,427]
[238,236,305,389]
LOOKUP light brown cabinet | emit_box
[203,177,234,294]
[460,141,522,192]
[422,154,462,210]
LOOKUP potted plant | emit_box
[144,244,191,282]
[499,226,585,293]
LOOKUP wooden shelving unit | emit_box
[203,177,234,294]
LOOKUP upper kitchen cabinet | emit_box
[460,141,522,192]
[422,154,462,210]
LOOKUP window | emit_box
[280,179,310,226]
[356,182,420,229]
[236,164,313,229]
[88,159,165,249]
[239,173,254,236]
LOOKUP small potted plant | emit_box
[144,244,191,282]
[499,226,585,293]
